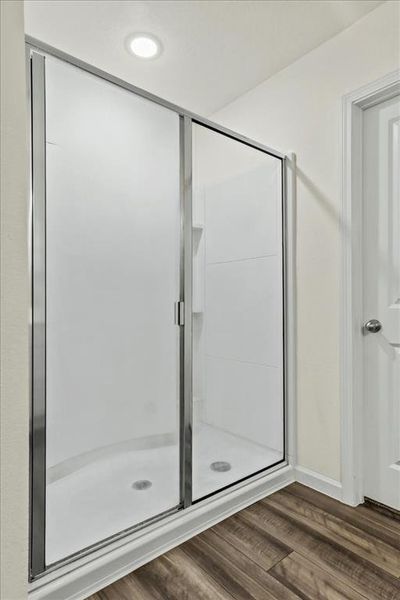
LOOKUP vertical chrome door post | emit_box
[180,115,193,508]
[30,50,47,578]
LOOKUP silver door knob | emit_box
[364,319,382,334]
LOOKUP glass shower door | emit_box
[42,56,181,565]
[191,123,285,500]
[30,46,288,577]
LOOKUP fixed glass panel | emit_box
[44,57,181,564]
[192,124,284,500]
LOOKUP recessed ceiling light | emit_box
[126,33,162,59]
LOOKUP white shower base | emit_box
[46,423,282,565]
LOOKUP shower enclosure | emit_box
[28,39,288,579]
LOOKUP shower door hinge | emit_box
[174,301,185,326]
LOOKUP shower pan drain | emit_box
[210,461,231,472]
[132,479,152,491]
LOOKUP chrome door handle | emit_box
[363,319,382,334]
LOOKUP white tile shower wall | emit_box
[205,257,282,366]
[205,167,279,263]
[205,357,283,450]
[201,158,283,453]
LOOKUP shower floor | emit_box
[46,423,282,564]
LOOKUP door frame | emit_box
[341,70,400,506]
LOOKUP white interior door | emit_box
[363,93,400,510]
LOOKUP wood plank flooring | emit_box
[87,483,400,600]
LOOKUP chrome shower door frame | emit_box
[27,36,288,581]
[30,50,47,579]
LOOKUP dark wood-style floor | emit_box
[87,483,400,599]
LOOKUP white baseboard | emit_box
[29,464,294,600]
[294,466,342,501]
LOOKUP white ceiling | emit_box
[24,0,383,115]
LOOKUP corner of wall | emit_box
[0,1,30,598]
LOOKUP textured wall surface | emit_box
[0,1,29,598]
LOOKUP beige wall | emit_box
[212,0,400,481]
[0,1,29,599]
